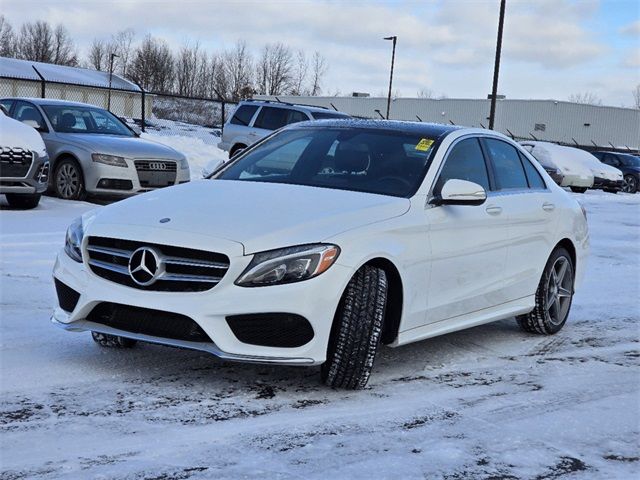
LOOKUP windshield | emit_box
[619,154,640,167]
[215,127,439,197]
[42,105,134,136]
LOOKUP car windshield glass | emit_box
[214,127,438,197]
[619,154,640,167]
[41,105,134,136]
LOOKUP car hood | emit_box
[590,162,623,180]
[55,133,183,160]
[90,180,411,254]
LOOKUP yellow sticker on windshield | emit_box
[416,138,434,151]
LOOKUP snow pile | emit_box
[140,129,228,180]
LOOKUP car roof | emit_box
[239,99,347,114]
[288,118,463,137]
[2,97,99,108]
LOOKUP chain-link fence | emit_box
[0,70,236,147]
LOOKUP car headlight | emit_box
[235,244,340,287]
[178,156,189,170]
[91,153,127,167]
[64,217,84,263]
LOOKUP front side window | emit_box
[435,137,490,193]
[41,105,134,136]
[215,127,438,197]
[230,105,259,126]
[484,138,528,190]
[602,153,621,167]
[618,154,640,167]
[13,101,47,130]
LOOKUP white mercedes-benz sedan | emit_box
[52,120,589,389]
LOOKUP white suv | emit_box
[219,100,350,157]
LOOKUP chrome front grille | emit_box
[0,147,33,178]
[86,236,230,292]
[134,160,177,188]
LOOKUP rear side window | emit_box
[254,107,307,131]
[484,138,528,190]
[311,111,350,120]
[230,105,259,126]
[519,153,546,189]
[0,99,14,114]
[436,138,490,193]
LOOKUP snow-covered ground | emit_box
[0,190,638,479]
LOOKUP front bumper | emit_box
[52,240,352,365]
[593,177,623,191]
[0,155,49,195]
[560,173,593,188]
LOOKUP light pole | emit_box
[107,52,119,111]
[488,0,506,130]
[383,35,397,120]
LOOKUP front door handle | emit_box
[542,202,556,212]
[485,205,502,215]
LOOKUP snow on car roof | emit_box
[0,56,140,91]
[289,118,463,137]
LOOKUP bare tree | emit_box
[309,51,327,96]
[175,42,201,96]
[568,92,602,106]
[256,42,293,96]
[633,84,640,109]
[0,15,17,57]
[111,28,135,76]
[417,88,434,99]
[290,49,308,95]
[129,35,174,92]
[87,38,110,71]
[223,41,253,101]
[17,20,77,65]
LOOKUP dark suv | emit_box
[592,151,640,194]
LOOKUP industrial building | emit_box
[256,95,640,152]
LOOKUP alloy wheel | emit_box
[623,175,637,194]
[57,163,79,199]
[546,256,573,326]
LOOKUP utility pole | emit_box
[384,36,397,120]
[107,53,119,111]
[489,0,506,130]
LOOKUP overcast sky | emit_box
[4,0,639,106]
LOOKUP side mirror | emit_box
[430,179,487,206]
[22,119,45,132]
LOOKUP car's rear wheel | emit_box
[517,247,574,335]
[623,174,638,194]
[5,193,41,209]
[91,332,138,348]
[54,158,86,200]
[321,265,388,389]
[570,186,587,193]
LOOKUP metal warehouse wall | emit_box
[256,95,640,150]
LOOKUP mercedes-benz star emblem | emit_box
[128,247,164,286]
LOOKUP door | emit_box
[482,138,557,301]
[424,137,511,324]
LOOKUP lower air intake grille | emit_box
[86,236,230,292]
[87,302,212,343]
[226,313,314,348]
[54,279,80,313]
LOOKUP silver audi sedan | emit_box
[0,98,190,200]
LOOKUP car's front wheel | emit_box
[91,332,137,348]
[321,265,388,389]
[623,174,638,194]
[5,193,41,209]
[54,158,86,200]
[570,186,587,193]
[517,247,574,335]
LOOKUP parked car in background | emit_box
[591,151,640,194]
[219,99,351,158]
[53,120,588,389]
[566,148,624,193]
[0,98,190,200]
[0,108,49,209]
[521,141,593,193]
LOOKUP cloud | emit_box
[619,19,640,36]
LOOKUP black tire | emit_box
[5,193,41,209]
[570,186,587,193]
[91,331,137,348]
[229,144,247,158]
[603,188,618,194]
[321,265,388,389]
[517,247,574,335]
[623,175,638,194]
[54,158,86,200]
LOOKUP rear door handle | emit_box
[485,205,502,215]
[542,202,556,212]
